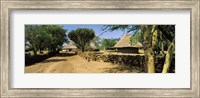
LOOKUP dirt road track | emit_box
[25,55,119,73]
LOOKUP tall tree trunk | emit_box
[39,48,42,54]
[151,25,158,50]
[162,41,175,73]
[141,25,157,73]
[33,49,37,56]
[145,48,155,73]
[141,25,148,72]
[32,44,37,56]
[81,46,85,53]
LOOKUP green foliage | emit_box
[130,32,142,46]
[101,38,118,49]
[102,25,140,33]
[68,28,95,52]
[157,25,175,52]
[158,25,175,41]
[45,25,68,52]
[92,37,103,49]
[102,25,175,51]
[25,25,67,55]
[92,37,119,50]
[102,25,175,73]
[25,25,39,55]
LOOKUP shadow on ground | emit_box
[25,52,76,66]
[41,59,67,63]
[103,65,145,73]
[55,53,77,57]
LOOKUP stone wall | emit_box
[79,52,175,73]
[80,52,145,68]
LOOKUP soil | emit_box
[25,54,136,73]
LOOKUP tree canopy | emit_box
[25,25,67,55]
[92,37,103,49]
[68,28,95,52]
[130,32,142,46]
[92,37,119,50]
[101,38,118,50]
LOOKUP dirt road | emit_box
[25,55,121,73]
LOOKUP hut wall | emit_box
[62,48,77,52]
[117,48,139,53]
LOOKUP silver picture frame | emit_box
[1,0,199,97]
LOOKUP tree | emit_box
[158,25,175,73]
[92,37,119,50]
[140,25,158,73]
[92,37,103,49]
[102,25,175,73]
[36,28,52,53]
[46,25,68,53]
[130,32,142,46]
[25,25,67,55]
[25,25,40,55]
[68,28,95,52]
[162,39,175,73]
[101,38,118,50]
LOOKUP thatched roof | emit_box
[63,42,77,49]
[133,42,143,48]
[89,43,97,49]
[114,34,143,48]
[114,34,132,48]
[25,45,31,51]
[63,42,97,50]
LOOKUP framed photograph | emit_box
[1,0,199,97]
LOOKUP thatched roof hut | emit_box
[25,45,31,52]
[114,34,143,53]
[62,42,77,52]
[86,43,99,51]
[63,42,77,49]
[89,43,97,49]
[114,34,132,48]
[63,42,98,52]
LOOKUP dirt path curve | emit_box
[25,55,119,73]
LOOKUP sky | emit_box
[63,25,127,39]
